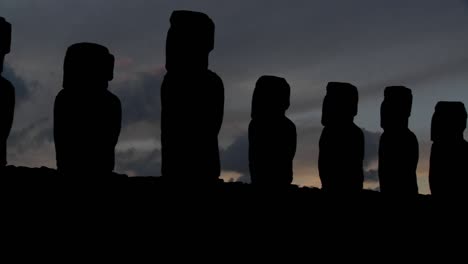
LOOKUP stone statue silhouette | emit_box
[249,76,297,187]
[0,17,15,168]
[161,10,224,182]
[319,82,364,193]
[429,102,468,197]
[54,43,121,176]
[379,86,419,195]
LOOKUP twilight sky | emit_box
[2,0,468,193]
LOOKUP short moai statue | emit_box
[319,82,364,193]
[249,76,297,187]
[379,86,419,195]
[54,43,122,176]
[429,102,468,197]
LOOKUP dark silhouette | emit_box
[0,17,14,168]
[379,86,419,195]
[319,82,364,193]
[161,10,224,182]
[429,102,468,197]
[54,43,121,176]
[248,76,297,187]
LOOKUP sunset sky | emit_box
[2,0,468,194]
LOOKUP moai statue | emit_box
[429,102,468,197]
[54,43,121,176]
[161,11,224,183]
[249,76,297,187]
[0,17,15,168]
[319,82,364,193]
[379,86,419,195]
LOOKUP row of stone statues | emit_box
[1,12,467,196]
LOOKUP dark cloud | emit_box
[115,148,161,176]
[113,72,164,127]
[221,133,250,182]
[362,129,381,184]
[111,72,164,176]
[33,127,54,144]
[6,117,55,168]
[364,169,379,183]
[7,117,51,154]
[235,174,251,184]
[363,129,381,168]
[2,64,32,104]
[363,129,381,182]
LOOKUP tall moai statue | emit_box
[0,17,15,168]
[429,102,468,197]
[54,43,122,176]
[249,76,297,187]
[319,82,364,193]
[379,86,419,195]
[161,11,224,182]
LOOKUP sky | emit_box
[2,0,468,194]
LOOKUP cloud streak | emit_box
[3,64,31,104]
